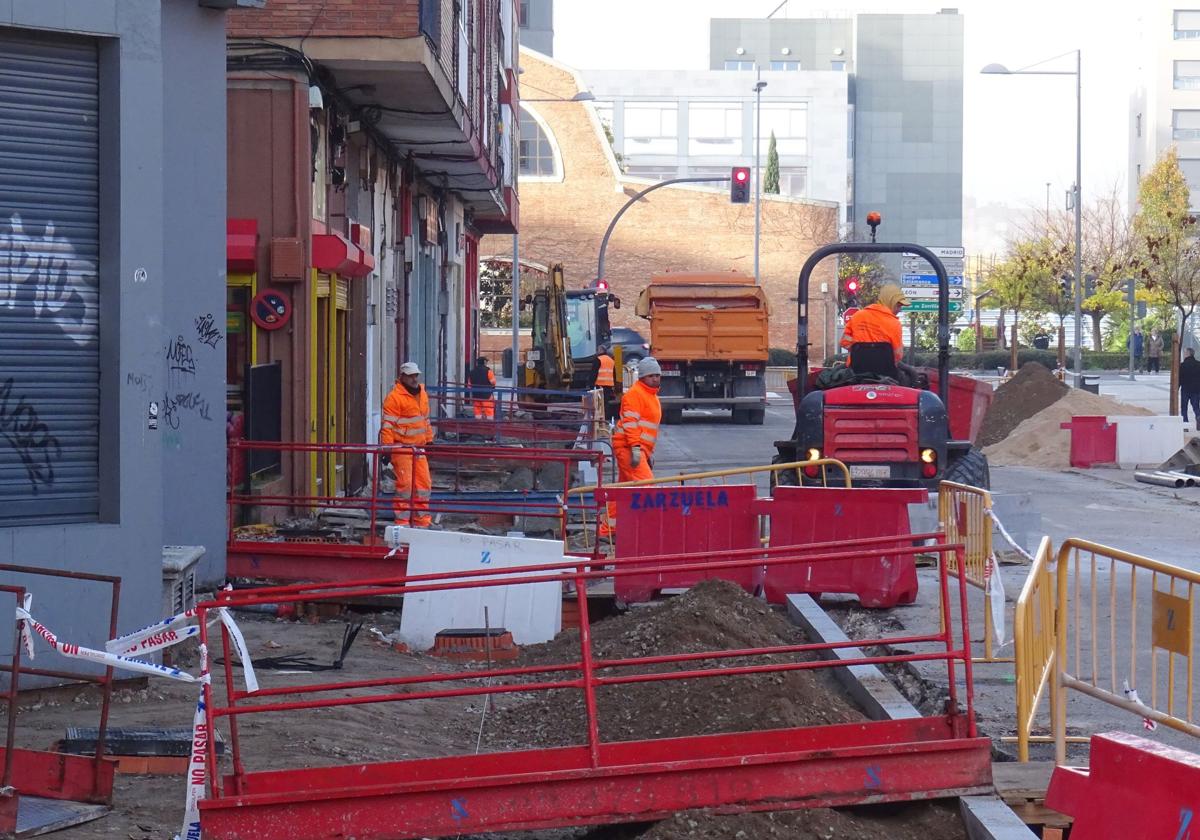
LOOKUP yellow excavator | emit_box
[521,263,575,391]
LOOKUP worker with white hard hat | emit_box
[380,361,434,527]
[600,356,663,538]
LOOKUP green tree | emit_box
[985,239,1054,370]
[764,131,780,195]
[1132,147,1200,413]
[478,258,534,328]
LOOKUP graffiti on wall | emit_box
[194,313,221,348]
[0,377,62,493]
[1,214,97,346]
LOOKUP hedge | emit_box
[769,346,1150,372]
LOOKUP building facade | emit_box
[519,0,554,56]
[1130,4,1200,208]
[0,0,236,664]
[225,0,518,500]
[487,49,840,355]
[585,69,850,213]
[710,12,965,247]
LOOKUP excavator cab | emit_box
[775,234,992,490]
[522,264,574,391]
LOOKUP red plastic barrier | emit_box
[604,484,762,603]
[1045,731,1200,839]
[763,486,926,607]
[1059,415,1116,468]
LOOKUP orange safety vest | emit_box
[841,303,903,362]
[595,354,615,387]
[381,383,433,445]
[613,379,662,454]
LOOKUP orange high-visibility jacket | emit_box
[381,383,434,445]
[595,354,615,387]
[841,303,903,362]
[613,379,662,454]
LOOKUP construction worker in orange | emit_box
[840,283,909,363]
[468,356,496,419]
[381,361,434,528]
[594,343,617,422]
[599,357,662,538]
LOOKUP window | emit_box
[770,60,801,71]
[1179,158,1200,199]
[780,166,808,197]
[624,165,678,181]
[1137,112,1142,138]
[594,101,614,131]
[1175,60,1200,88]
[1175,10,1200,38]
[724,60,755,70]
[518,107,558,177]
[1175,110,1200,140]
[623,101,677,154]
[758,102,808,155]
[688,101,742,155]
[831,60,846,71]
[519,0,529,26]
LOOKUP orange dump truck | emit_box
[635,272,770,425]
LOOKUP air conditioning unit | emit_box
[162,545,205,617]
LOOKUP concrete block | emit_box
[785,594,920,721]
[959,795,1038,839]
[1111,415,1184,468]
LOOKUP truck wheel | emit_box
[942,447,990,490]
[769,453,799,491]
[747,408,766,425]
[731,407,749,425]
[663,407,683,425]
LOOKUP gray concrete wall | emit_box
[0,0,227,676]
[160,0,228,585]
[710,18,854,72]
[854,13,964,250]
[519,0,553,56]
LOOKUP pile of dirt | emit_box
[482,580,863,751]
[623,800,964,840]
[984,388,1153,468]
[977,362,1069,447]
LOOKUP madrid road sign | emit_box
[902,257,965,273]
[902,246,965,259]
[906,299,963,313]
[902,273,964,286]
[902,286,964,300]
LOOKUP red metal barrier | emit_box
[764,486,927,607]
[1045,731,1200,839]
[0,564,120,838]
[604,484,762,603]
[194,539,986,839]
[227,441,606,582]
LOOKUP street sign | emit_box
[902,257,965,273]
[905,299,963,313]
[902,286,964,300]
[902,273,964,286]
[842,306,860,320]
[902,246,965,259]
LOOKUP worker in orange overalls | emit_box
[599,357,662,538]
[468,356,496,419]
[594,344,617,423]
[841,283,909,363]
[381,361,434,528]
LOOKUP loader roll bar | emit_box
[796,242,950,407]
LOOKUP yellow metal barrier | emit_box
[1014,536,1057,761]
[937,480,1009,663]
[1051,538,1200,764]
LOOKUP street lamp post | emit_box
[983,50,1083,383]
[754,72,767,282]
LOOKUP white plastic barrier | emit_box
[1109,415,1185,468]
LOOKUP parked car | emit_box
[610,326,650,363]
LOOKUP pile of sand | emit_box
[977,362,1069,447]
[984,389,1152,468]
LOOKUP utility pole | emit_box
[511,233,519,385]
[753,70,767,282]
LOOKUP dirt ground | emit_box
[17,582,968,839]
[976,362,1068,447]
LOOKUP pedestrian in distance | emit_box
[1147,329,1163,374]
[468,355,496,420]
[1180,348,1200,424]
[1128,326,1145,373]
[381,362,434,528]
[599,357,662,539]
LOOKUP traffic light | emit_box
[730,167,751,204]
[1059,274,1072,298]
[843,276,860,309]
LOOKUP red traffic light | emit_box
[845,277,860,294]
[729,167,751,204]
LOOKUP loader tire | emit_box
[769,452,800,492]
[942,447,990,490]
[663,407,684,425]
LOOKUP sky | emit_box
[553,0,1139,254]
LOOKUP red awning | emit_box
[312,231,375,278]
[227,218,258,273]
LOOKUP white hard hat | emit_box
[399,362,421,376]
[638,357,662,377]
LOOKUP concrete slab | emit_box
[786,593,920,721]
[959,796,1039,840]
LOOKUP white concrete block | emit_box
[1110,415,1185,468]
[397,528,564,650]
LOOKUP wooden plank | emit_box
[991,761,1056,799]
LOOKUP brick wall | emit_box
[228,0,420,39]
[483,50,841,358]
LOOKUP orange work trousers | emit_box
[472,398,495,419]
[599,444,653,537]
[390,449,432,527]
